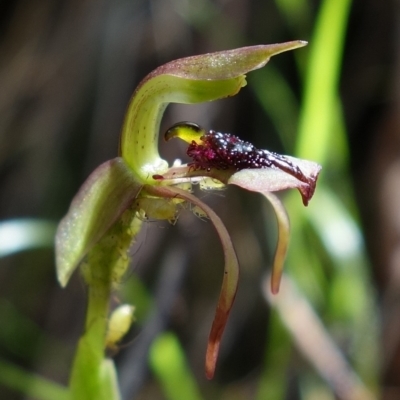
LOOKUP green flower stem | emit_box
[69,276,113,399]
[69,210,141,400]
[68,260,114,400]
[85,273,112,354]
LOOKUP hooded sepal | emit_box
[120,41,307,183]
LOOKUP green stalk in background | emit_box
[296,0,352,163]
[257,0,379,398]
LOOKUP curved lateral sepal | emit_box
[145,184,239,379]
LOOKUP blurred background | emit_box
[0,0,398,399]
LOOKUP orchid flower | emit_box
[55,40,320,393]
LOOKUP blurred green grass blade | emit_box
[0,219,56,258]
[270,194,328,305]
[264,276,376,400]
[0,299,46,359]
[306,188,379,387]
[300,375,336,400]
[170,0,244,46]
[150,332,203,400]
[274,0,312,35]
[0,299,68,361]
[0,358,68,400]
[170,0,219,29]
[256,309,291,400]
[325,97,349,170]
[263,0,379,396]
[296,0,352,162]
[307,187,363,263]
[121,274,153,323]
[250,66,299,153]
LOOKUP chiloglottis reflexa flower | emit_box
[55,41,320,380]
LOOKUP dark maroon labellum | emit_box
[187,129,309,185]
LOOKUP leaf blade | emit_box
[55,158,142,287]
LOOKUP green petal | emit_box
[262,192,290,294]
[55,158,142,287]
[144,184,239,379]
[120,41,307,183]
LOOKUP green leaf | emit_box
[0,358,68,400]
[55,158,142,287]
[99,359,121,400]
[150,332,203,400]
[120,41,307,183]
[0,219,56,257]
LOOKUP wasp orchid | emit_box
[55,41,320,392]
